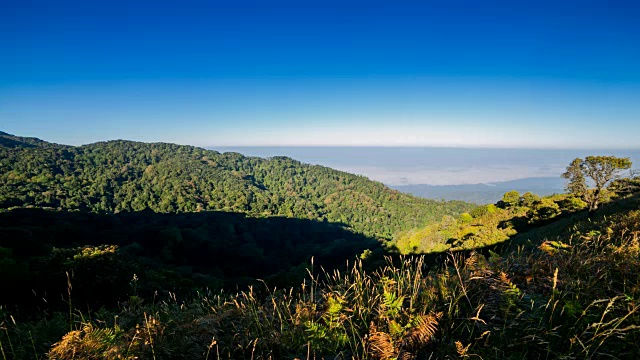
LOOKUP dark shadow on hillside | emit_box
[0,208,384,314]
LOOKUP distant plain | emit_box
[213,146,640,202]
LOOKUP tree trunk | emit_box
[589,188,601,213]
[589,199,598,214]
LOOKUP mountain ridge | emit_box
[394,176,566,203]
[0,131,473,239]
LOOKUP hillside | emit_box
[0,208,382,310]
[0,132,472,239]
[390,175,639,256]
[1,133,638,359]
[0,132,471,326]
[2,188,639,359]
[0,131,67,149]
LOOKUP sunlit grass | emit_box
[2,208,639,359]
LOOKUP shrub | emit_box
[521,192,540,207]
[500,190,520,208]
[527,199,561,222]
[559,196,587,212]
[459,213,473,223]
[470,204,497,218]
[470,206,488,218]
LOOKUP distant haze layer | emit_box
[392,177,567,204]
[212,147,640,186]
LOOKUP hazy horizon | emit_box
[6,130,640,151]
[212,146,640,186]
[5,128,639,187]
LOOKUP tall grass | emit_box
[3,210,640,359]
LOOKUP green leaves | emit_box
[500,190,521,208]
[562,156,633,212]
[563,158,588,196]
[527,198,561,222]
[304,294,349,352]
[0,134,473,239]
[382,291,405,319]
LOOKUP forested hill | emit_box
[0,132,472,238]
[0,130,67,149]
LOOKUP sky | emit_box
[1,0,640,148]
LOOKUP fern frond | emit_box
[367,322,396,360]
[405,312,441,348]
[455,341,470,357]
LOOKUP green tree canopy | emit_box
[527,198,561,222]
[500,190,520,208]
[562,156,632,212]
[521,192,540,207]
[0,132,474,239]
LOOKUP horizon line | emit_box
[3,130,640,151]
[207,144,640,151]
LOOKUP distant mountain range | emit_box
[392,177,566,204]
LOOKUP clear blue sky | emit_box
[1,0,639,148]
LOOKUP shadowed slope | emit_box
[0,208,383,312]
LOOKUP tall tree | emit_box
[562,156,632,212]
[562,158,587,195]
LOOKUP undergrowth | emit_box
[2,210,640,359]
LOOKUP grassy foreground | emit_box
[2,204,639,359]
